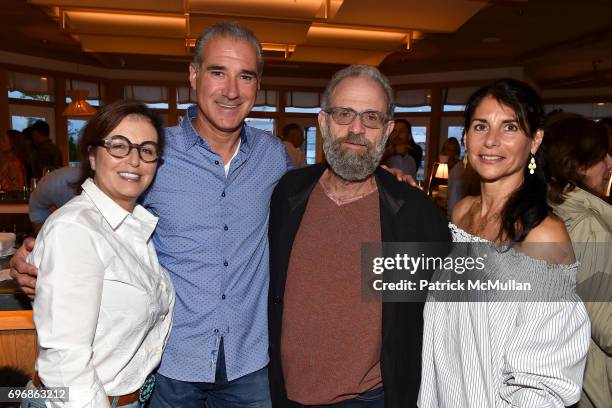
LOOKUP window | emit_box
[67,119,88,163]
[442,86,478,112]
[8,72,54,102]
[66,97,100,107]
[9,105,56,143]
[252,89,277,112]
[66,79,102,106]
[395,89,431,113]
[285,90,322,113]
[285,107,321,113]
[305,126,317,164]
[176,86,195,110]
[443,105,465,112]
[245,118,275,134]
[11,115,45,131]
[395,106,432,113]
[124,85,169,109]
[447,127,466,157]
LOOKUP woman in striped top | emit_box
[419,79,591,407]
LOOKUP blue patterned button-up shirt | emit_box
[142,106,291,382]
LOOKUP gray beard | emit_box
[322,123,388,181]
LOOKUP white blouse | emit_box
[30,178,175,407]
[418,224,590,408]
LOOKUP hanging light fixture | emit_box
[63,89,97,116]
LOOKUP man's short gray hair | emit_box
[321,65,395,120]
[192,21,264,77]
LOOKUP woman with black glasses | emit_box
[22,100,174,408]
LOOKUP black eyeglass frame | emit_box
[323,107,389,129]
[96,135,160,163]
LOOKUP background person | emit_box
[442,137,464,217]
[0,130,26,191]
[6,129,32,184]
[385,135,417,178]
[543,115,612,408]
[282,123,307,168]
[30,120,63,178]
[387,119,422,173]
[419,79,590,408]
[21,100,174,407]
[28,166,80,233]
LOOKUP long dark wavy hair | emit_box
[464,78,548,243]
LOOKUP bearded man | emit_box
[267,65,451,408]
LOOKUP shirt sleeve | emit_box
[572,218,612,354]
[28,175,54,224]
[29,170,78,224]
[500,300,590,407]
[387,155,404,172]
[31,220,110,408]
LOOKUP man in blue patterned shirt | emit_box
[142,22,291,407]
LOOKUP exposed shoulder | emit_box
[522,215,575,265]
[524,215,572,244]
[451,196,477,225]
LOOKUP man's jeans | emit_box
[286,388,384,408]
[148,339,271,408]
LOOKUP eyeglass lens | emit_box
[327,107,385,129]
[104,135,159,162]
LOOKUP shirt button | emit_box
[222,294,226,300]
[214,160,219,165]
[223,225,228,231]
[223,260,228,267]
[221,191,226,197]
[214,329,219,333]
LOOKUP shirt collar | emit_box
[82,178,158,239]
[180,105,250,153]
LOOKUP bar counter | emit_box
[0,256,36,378]
[0,191,29,214]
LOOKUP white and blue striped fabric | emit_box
[418,224,591,407]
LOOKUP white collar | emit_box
[81,178,158,239]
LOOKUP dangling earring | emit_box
[528,153,536,175]
[463,153,469,168]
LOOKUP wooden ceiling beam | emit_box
[519,25,612,63]
[540,68,612,89]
